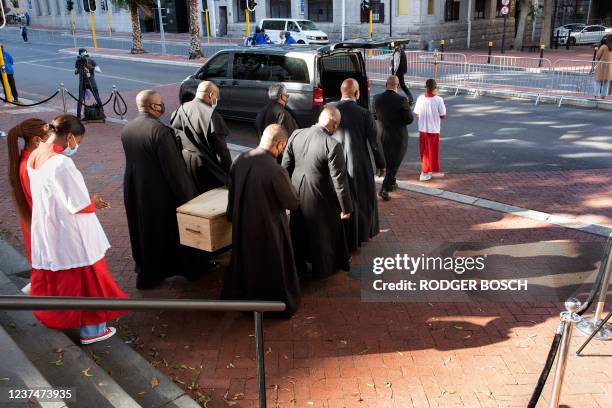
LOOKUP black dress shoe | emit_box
[379,190,390,201]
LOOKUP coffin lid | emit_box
[177,188,228,220]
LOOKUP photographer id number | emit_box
[1,387,76,402]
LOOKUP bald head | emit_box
[196,81,220,106]
[340,78,359,100]
[317,106,341,135]
[136,90,163,117]
[386,75,399,91]
[259,124,288,158]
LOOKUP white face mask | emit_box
[212,98,218,109]
[63,135,79,157]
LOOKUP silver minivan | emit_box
[179,40,408,127]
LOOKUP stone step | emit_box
[0,237,200,408]
[0,324,67,408]
[0,269,142,408]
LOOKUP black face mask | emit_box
[151,102,165,116]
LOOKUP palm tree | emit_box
[111,0,153,54]
[513,0,530,50]
[188,0,203,59]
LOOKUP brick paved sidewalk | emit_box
[1,109,611,407]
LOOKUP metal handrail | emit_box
[0,296,285,408]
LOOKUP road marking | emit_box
[15,56,74,64]
[22,62,160,85]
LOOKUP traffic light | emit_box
[66,0,74,11]
[83,0,96,12]
[238,0,246,10]
[247,0,257,11]
[100,0,106,11]
[361,0,371,10]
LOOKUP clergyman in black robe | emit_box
[282,106,353,278]
[121,90,200,290]
[222,124,301,317]
[333,79,386,251]
[170,81,232,193]
[255,84,299,142]
[373,76,414,201]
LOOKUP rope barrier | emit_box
[0,90,60,107]
[1,83,128,119]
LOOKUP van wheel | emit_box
[298,40,305,44]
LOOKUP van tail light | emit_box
[313,87,324,107]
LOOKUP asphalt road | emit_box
[2,35,611,173]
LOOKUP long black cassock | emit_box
[222,148,301,317]
[282,125,353,278]
[121,112,197,285]
[170,99,232,194]
[333,100,386,251]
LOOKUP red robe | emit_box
[29,144,127,329]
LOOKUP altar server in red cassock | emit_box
[7,118,49,263]
[413,79,446,182]
[27,114,127,345]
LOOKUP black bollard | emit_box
[538,44,544,68]
[566,29,572,50]
[487,41,493,64]
[440,39,445,61]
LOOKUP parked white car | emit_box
[553,23,586,37]
[259,18,329,45]
[558,25,611,45]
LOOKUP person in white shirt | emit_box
[413,79,446,181]
[27,114,127,345]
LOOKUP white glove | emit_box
[95,66,102,73]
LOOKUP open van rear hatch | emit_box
[320,38,410,52]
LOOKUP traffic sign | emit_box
[501,6,509,15]
[501,0,510,5]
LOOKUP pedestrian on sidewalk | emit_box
[122,90,214,290]
[222,124,301,318]
[373,75,414,200]
[27,114,127,345]
[391,44,414,104]
[1,46,19,102]
[594,36,612,100]
[333,78,386,251]
[282,106,353,278]
[19,19,28,43]
[414,79,446,182]
[171,81,232,193]
[7,119,49,263]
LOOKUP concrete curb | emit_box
[59,49,204,68]
[374,176,612,238]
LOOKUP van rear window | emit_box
[262,20,286,31]
[268,56,309,83]
[320,54,361,73]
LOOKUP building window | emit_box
[236,0,255,22]
[309,0,332,22]
[475,0,485,18]
[361,1,384,23]
[444,0,459,21]
[398,0,408,16]
[270,0,291,18]
[427,0,434,15]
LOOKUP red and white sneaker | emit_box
[80,327,116,345]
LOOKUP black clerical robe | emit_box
[121,112,197,285]
[255,101,299,141]
[282,125,353,278]
[334,99,386,251]
[171,99,232,194]
[373,90,414,189]
[222,148,301,317]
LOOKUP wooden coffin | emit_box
[176,188,232,252]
